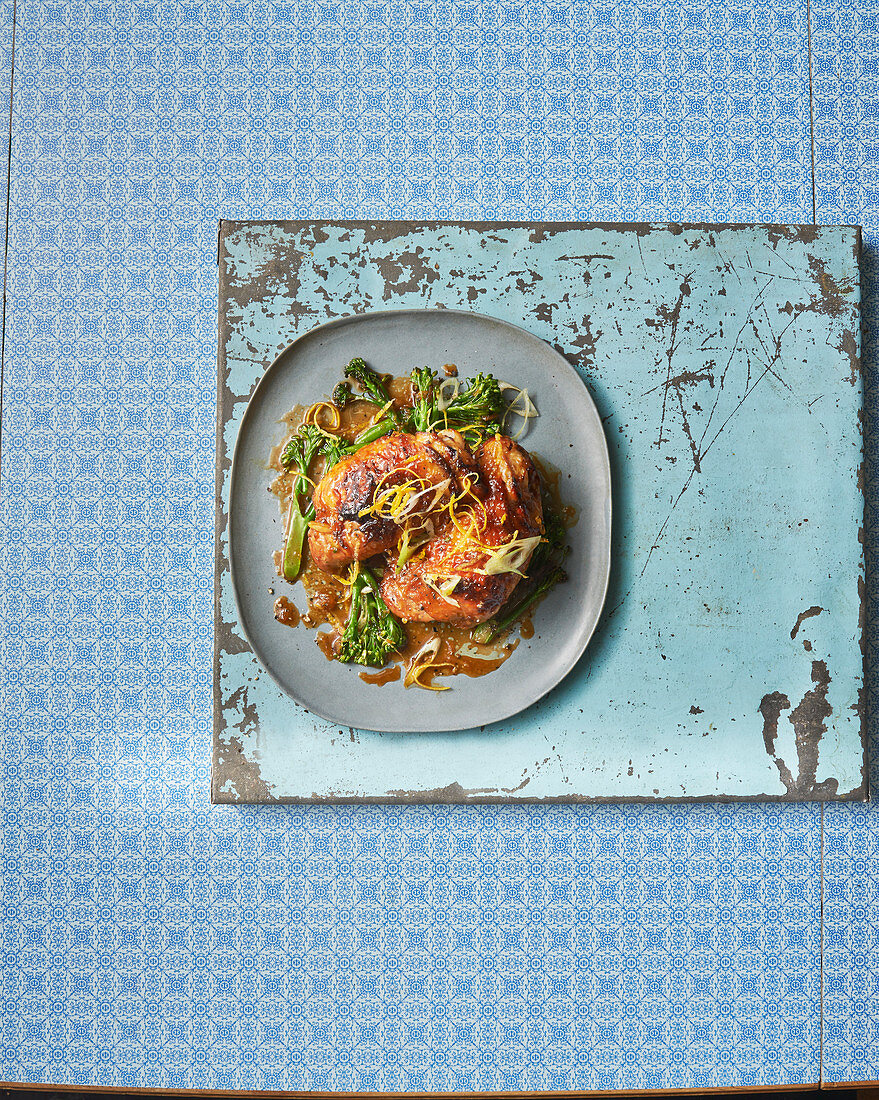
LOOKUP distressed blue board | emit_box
[216,220,864,804]
[0,0,831,1091]
[813,0,879,1084]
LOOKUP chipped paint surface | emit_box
[214,221,865,803]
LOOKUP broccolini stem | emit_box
[282,497,314,582]
[280,424,328,582]
[470,565,567,644]
[351,418,397,449]
[321,419,397,471]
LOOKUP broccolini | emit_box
[343,357,404,427]
[408,366,505,445]
[337,564,407,667]
[280,424,330,583]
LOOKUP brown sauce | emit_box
[446,650,514,678]
[413,664,451,690]
[273,597,300,627]
[269,377,571,687]
[408,648,512,688]
[359,666,402,685]
[532,453,579,530]
[392,621,518,688]
[299,560,347,630]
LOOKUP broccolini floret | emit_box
[332,381,353,408]
[443,372,505,438]
[320,433,348,469]
[337,564,406,667]
[407,367,505,444]
[344,357,404,426]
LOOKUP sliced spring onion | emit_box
[435,377,461,412]
[358,477,426,522]
[477,533,543,576]
[396,519,434,572]
[499,382,539,440]
[397,479,450,521]
[359,477,451,524]
[404,635,452,692]
[409,662,453,691]
[423,574,462,607]
[403,635,441,686]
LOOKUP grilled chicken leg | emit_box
[380,435,544,625]
[308,429,480,573]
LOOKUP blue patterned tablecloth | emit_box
[0,0,875,1090]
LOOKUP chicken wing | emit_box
[380,435,544,625]
[308,429,481,573]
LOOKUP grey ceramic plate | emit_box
[228,308,611,732]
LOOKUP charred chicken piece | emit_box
[380,435,544,625]
[308,429,481,573]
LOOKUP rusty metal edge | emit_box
[853,225,870,803]
[214,220,279,805]
[210,790,866,806]
[212,219,231,806]
[218,217,862,232]
[211,219,868,807]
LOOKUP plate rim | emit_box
[226,306,613,732]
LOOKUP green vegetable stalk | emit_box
[342,357,404,427]
[409,366,438,431]
[320,418,397,472]
[346,418,396,451]
[470,500,569,644]
[337,564,406,667]
[280,424,329,583]
[408,366,505,445]
[470,565,567,645]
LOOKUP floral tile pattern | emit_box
[0,1,11,264]
[0,0,833,1089]
[813,0,879,1083]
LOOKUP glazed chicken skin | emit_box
[380,435,544,625]
[309,429,481,573]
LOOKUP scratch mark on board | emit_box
[651,275,693,453]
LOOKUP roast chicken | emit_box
[309,429,481,572]
[308,430,544,626]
